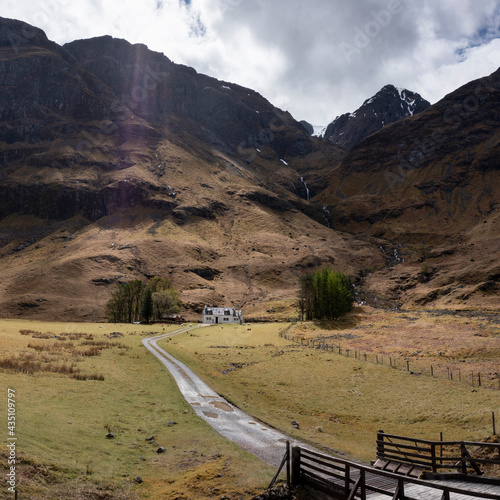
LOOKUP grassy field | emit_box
[0,319,274,499]
[0,311,498,498]
[159,316,499,463]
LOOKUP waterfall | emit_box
[299,177,310,201]
[379,245,404,267]
[322,206,331,228]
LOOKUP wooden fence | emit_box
[376,431,500,476]
[278,329,500,391]
[287,445,500,499]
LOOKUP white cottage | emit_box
[201,306,244,324]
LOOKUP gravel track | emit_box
[143,325,299,467]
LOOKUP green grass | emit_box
[160,322,499,463]
[0,319,274,499]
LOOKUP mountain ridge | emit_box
[0,16,498,319]
[323,84,430,150]
[0,17,379,321]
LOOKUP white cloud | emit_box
[1,0,500,125]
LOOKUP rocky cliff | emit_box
[0,17,381,321]
[0,16,498,319]
[323,84,430,150]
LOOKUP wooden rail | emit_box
[377,431,500,475]
[289,445,500,499]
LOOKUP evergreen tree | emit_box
[298,268,354,321]
[140,287,154,324]
[298,273,315,320]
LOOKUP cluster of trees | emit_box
[298,268,354,321]
[106,276,179,324]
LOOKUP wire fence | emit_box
[278,327,500,391]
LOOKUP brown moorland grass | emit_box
[0,319,274,499]
[160,313,500,464]
[287,306,500,389]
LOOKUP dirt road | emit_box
[143,325,296,467]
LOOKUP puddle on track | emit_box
[210,401,234,412]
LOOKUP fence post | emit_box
[460,443,468,474]
[360,469,366,499]
[345,462,350,496]
[286,441,291,487]
[440,432,443,467]
[291,446,301,487]
[377,430,385,459]
[396,479,405,500]
[431,442,437,473]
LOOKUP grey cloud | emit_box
[2,0,500,124]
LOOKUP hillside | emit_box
[317,69,500,310]
[0,16,498,319]
[0,17,381,321]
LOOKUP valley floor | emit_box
[0,307,498,498]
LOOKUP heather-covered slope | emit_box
[0,16,498,318]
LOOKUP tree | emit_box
[105,291,127,323]
[105,280,143,323]
[140,287,154,324]
[106,276,179,323]
[298,273,315,321]
[152,289,179,320]
[124,279,143,323]
[298,268,354,321]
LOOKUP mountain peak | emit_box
[324,84,430,150]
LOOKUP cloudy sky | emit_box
[3,0,500,125]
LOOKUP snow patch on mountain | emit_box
[312,125,326,137]
[323,84,430,150]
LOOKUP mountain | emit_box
[323,85,431,150]
[318,70,500,309]
[0,16,498,319]
[0,17,380,321]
